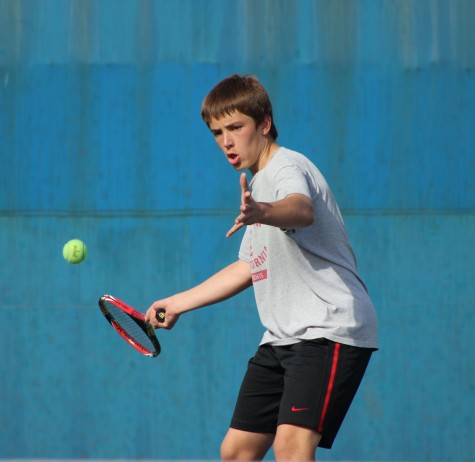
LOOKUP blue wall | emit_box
[1,0,474,460]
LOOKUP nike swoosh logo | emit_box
[291,406,311,412]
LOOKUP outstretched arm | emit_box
[226,173,314,238]
[145,259,252,329]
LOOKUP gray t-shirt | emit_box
[238,147,378,348]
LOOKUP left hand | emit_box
[226,173,262,238]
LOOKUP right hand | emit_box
[145,297,180,330]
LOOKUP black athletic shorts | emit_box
[230,338,375,449]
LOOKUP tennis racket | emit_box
[98,294,165,357]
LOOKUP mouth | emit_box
[227,153,240,166]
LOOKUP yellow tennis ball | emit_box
[63,239,87,264]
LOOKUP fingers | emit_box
[240,172,249,193]
[145,299,180,329]
[227,173,256,238]
[226,221,245,238]
[145,303,166,326]
[240,173,251,204]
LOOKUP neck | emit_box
[251,140,279,175]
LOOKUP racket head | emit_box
[98,294,161,357]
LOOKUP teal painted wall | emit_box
[1,0,474,460]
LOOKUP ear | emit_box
[259,115,272,136]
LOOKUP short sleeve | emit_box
[274,165,311,201]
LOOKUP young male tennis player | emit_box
[145,74,378,460]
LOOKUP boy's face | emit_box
[208,111,272,175]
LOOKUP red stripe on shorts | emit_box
[318,342,341,433]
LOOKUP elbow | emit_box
[300,204,314,227]
[303,211,314,227]
[288,194,314,227]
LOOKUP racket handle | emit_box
[156,308,166,323]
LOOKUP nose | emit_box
[223,132,234,149]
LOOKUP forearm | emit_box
[170,259,252,314]
[258,194,314,229]
[227,175,315,238]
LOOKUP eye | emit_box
[211,129,222,138]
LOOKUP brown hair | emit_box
[201,74,278,140]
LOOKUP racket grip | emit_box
[156,308,166,323]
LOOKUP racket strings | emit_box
[106,303,155,352]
